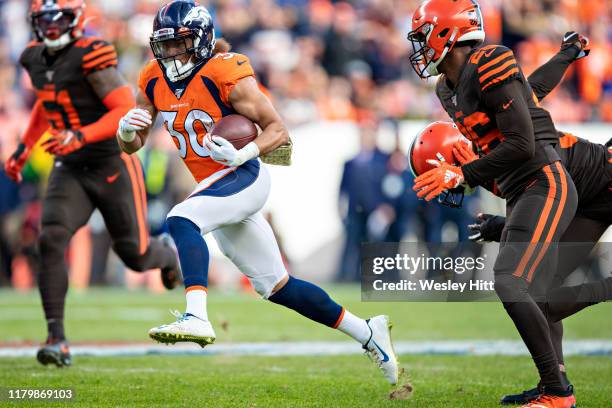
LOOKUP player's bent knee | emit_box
[246,272,288,299]
[270,274,289,295]
[166,216,201,242]
[39,224,72,256]
[113,241,148,272]
[494,274,530,303]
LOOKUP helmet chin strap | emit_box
[43,32,73,51]
[426,27,459,76]
[163,57,196,82]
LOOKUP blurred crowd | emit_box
[336,119,485,282]
[0,0,610,287]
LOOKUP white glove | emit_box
[118,108,152,142]
[204,135,259,167]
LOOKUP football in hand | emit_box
[211,114,258,149]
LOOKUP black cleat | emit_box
[36,339,71,367]
[501,381,574,405]
[159,233,182,290]
[500,386,542,405]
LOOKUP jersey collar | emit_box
[159,57,211,100]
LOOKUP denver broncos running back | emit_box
[4,0,180,367]
[117,0,399,385]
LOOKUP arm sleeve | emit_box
[22,100,49,148]
[527,48,578,101]
[79,85,135,143]
[461,80,535,188]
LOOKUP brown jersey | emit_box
[556,132,612,207]
[436,45,560,199]
[19,36,120,164]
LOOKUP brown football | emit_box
[211,114,258,149]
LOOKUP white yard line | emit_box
[1,340,611,358]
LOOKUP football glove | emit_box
[413,155,464,201]
[204,135,259,167]
[452,140,478,165]
[561,31,590,60]
[41,130,86,156]
[4,143,30,183]
[468,213,506,243]
[118,108,152,142]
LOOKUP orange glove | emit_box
[41,130,86,156]
[4,143,30,183]
[452,139,478,165]
[413,159,464,201]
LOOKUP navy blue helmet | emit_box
[150,0,216,82]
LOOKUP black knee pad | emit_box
[494,274,530,303]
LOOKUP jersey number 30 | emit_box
[160,109,214,159]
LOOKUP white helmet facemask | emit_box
[162,57,196,82]
[43,32,73,50]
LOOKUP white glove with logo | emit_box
[204,135,260,167]
[118,108,152,142]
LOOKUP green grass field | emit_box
[0,286,610,407]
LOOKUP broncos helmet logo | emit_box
[183,6,211,27]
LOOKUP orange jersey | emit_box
[137,52,255,183]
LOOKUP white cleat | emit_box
[364,315,399,385]
[148,310,216,348]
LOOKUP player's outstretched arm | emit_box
[528,31,589,102]
[117,90,158,154]
[229,76,289,155]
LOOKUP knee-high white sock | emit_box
[337,310,371,345]
[185,288,208,321]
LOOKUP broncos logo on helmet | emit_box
[150,0,216,82]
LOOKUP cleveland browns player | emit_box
[465,132,611,406]
[3,0,180,367]
[116,0,399,385]
[407,1,582,406]
[417,129,609,405]
[456,33,611,405]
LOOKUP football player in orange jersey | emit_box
[117,0,399,385]
[3,0,180,367]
